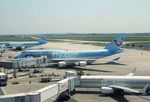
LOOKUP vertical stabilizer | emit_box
[38,35,47,43]
[105,34,125,53]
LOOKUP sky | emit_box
[0,0,150,34]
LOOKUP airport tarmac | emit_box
[1,42,150,102]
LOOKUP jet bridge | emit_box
[0,71,79,102]
[0,56,47,77]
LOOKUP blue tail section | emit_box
[38,35,47,43]
[105,34,125,53]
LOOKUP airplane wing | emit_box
[126,67,137,76]
[109,85,140,93]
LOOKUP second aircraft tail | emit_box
[38,35,48,43]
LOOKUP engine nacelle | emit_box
[21,46,26,49]
[101,87,114,94]
[79,61,87,67]
[58,61,67,67]
[12,47,17,50]
[12,46,26,50]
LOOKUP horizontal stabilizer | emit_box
[126,67,137,76]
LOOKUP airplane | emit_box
[0,35,47,50]
[14,34,125,67]
[80,68,150,95]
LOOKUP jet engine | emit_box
[79,61,87,67]
[21,46,26,49]
[101,87,114,94]
[12,47,17,50]
[58,61,67,67]
[12,46,26,50]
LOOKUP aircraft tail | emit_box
[140,83,149,95]
[126,67,137,76]
[105,34,125,53]
[38,35,47,43]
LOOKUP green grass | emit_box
[128,41,150,45]
[0,35,150,45]
[47,36,150,44]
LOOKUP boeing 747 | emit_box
[0,35,47,50]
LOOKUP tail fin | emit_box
[126,67,137,76]
[105,34,125,53]
[141,83,149,95]
[38,35,47,43]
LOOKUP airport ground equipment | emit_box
[0,56,47,77]
[0,45,6,56]
[0,71,79,102]
[40,75,61,82]
[0,73,8,86]
[41,75,51,82]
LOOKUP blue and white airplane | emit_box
[14,34,125,67]
[0,35,47,50]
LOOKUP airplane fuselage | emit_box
[0,41,46,47]
[15,49,120,62]
[80,76,150,89]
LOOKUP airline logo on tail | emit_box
[41,36,47,41]
[105,34,125,52]
[113,34,124,47]
[38,35,48,43]
[114,38,124,47]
